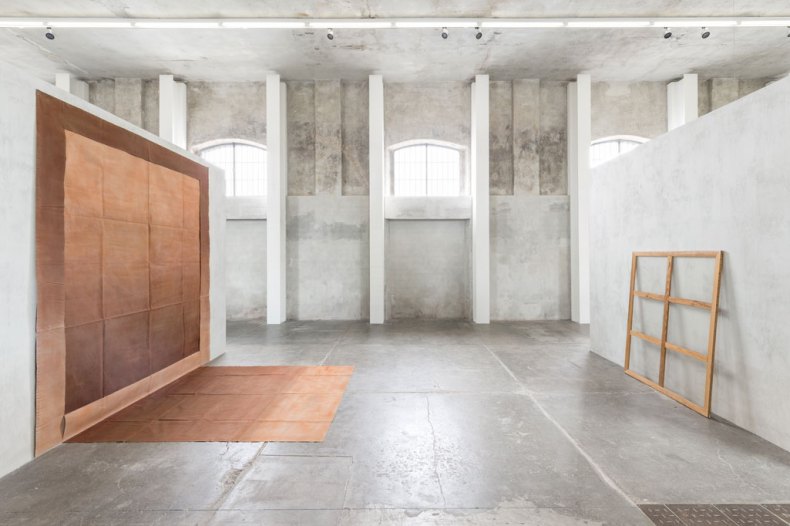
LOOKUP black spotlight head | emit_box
[326,28,334,40]
[663,27,672,39]
[45,26,55,40]
[441,27,448,39]
[701,27,710,39]
[787,26,790,37]
[475,27,482,39]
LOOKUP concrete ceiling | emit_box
[1,1,790,82]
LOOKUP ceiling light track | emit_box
[2,16,790,30]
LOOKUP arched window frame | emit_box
[387,139,468,197]
[590,135,648,168]
[193,139,267,197]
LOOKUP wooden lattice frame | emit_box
[624,251,724,417]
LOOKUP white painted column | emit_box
[54,72,89,101]
[471,75,490,324]
[667,73,699,131]
[266,75,288,324]
[158,74,187,148]
[369,75,385,324]
[568,74,591,325]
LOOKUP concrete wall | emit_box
[699,78,773,116]
[87,76,744,323]
[188,81,266,148]
[225,220,267,320]
[386,220,471,319]
[0,63,226,479]
[88,78,158,135]
[590,76,790,452]
[0,63,38,479]
[592,81,667,141]
[491,196,571,320]
[383,83,472,319]
[489,80,568,196]
[287,196,369,320]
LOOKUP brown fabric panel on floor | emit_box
[68,366,353,443]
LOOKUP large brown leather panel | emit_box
[35,91,210,456]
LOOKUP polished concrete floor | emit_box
[2,320,790,525]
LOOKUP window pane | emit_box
[393,145,427,196]
[200,144,235,195]
[591,138,644,168]
[392,143,462,197]
[426,146,460,196]
[199,142,267,197]
[233,144,267,197]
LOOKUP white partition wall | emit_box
[267,75,287,324]
[158,74,187,148]
[471,75,490,324]
[590,76,790,452]
[667,73,699,130]
[568,74,591,324]
[369,75,385,324]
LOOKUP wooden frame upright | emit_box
[624,251,723,417]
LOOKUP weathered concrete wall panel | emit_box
[538,81,568,196]
[286,196,369,320]
[113,78,143,128]
[225,220,267,320]
[386,220,470,319]
[287,81,316,196]
[315,80,343,196]
[142,79,158,135]
[341,80,369,196]
[489,81,514,195]
[592,81,667,141]
[384,82,471,149]
[491,196,571,320]
[187,81,267,148]
[700,78,773,116]
[512,80,540,196]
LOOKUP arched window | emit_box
[590,136,647,168]
[196,140,267,196]
[389,141,465,196]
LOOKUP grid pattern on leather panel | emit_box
[63,131,202,412]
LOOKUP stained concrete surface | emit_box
[225,220,267,320]
[6,2,790,83]
[187,81,267,149]
[2,321,790,525]
[385,220,471,320]
[591,81,668,141]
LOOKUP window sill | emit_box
[226,196,267,220]
[384,196,472,220]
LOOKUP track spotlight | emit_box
[475,26,482,39]
[663,27,672,39]
[45,26,54,40]
[701,26,710,39]
[441,27,448,39]
[787,26,790,37]
[326,28,334,40]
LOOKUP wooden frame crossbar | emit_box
[624,251,723,417]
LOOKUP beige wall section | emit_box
[698,78,774,116]
[187,81,267,148]
[488,80,569,196]
[592,81,668,141]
